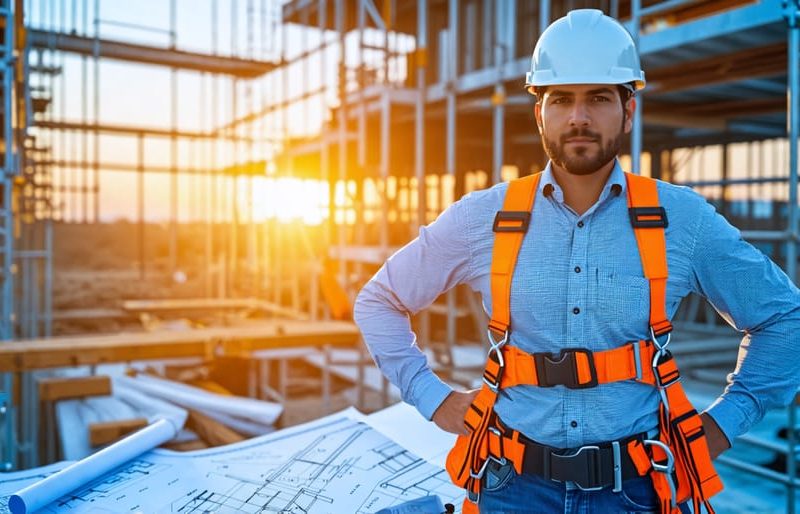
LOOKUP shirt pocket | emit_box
[591,267,651,334]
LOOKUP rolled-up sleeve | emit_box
[354,197,475,420]
[690,200,800,443]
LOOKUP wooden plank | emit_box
[185,410,245,447]
[122,298,308,320]
[89,418,148,447]
[38,375,112,402]
[122,298,266,312]
[52,308,129,322]
[0,320,360,372]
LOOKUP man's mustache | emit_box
[560,129,601,144]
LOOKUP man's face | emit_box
[534,84,635,176]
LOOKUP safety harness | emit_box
[444,172,723,514]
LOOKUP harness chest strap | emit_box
[487,339,659,389]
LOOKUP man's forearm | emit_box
[354,278,453,419]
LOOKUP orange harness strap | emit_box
[627,173,723,513]
[446,174,541,514]
[492,339,659,389]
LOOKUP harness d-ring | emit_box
[643,439,678,508]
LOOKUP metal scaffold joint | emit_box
[784,0,800,27]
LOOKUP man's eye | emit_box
[552,97,569,104]
[593,96,610,102]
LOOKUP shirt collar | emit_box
[540,159,626,204]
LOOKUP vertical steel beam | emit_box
[379,92,389,251]
[416,0,429,348]
[446,0,457,181]
[415,0,426,227]
[629,0,643,175]
[169,0,178,275]
[92,0,99,222]
[336,0,347,288]
[538,0,549,36]
[1,0,17,470]
[492,0,506,185]
[138,134,145,280]
[44,218,52,338]
[783,2,800,511]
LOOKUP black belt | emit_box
[496,417,649,491]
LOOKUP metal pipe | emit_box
[379,92,389,251]
[92,0,99,222]
[416,0,428,346]
[673,176,789,188]
[717,454,800,488]
[336,0,346,289]
[784,3,800,511]
[492,0,505,185]
[415,0,427,226]
[446,0,457,179]
[168,0,178,275]
[630,0,643,175]
[138,134,145,280]
[538,0,549,36]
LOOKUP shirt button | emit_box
[572,307,580,315]
[574,266,581,273]
[570,420,578,428]
[577,221,584,228]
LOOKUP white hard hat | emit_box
[525,9,645,94]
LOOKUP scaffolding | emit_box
[0,0,290,470]
[0,0,798,510]
[273,0,800,510]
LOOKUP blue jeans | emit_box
[477,459,690,514]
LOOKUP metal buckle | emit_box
[534,347,598,389]
[612,441,623,493]
[652,350,680,389]
[632,341,643,382]
[643,439,678,508]
[469,453,507,480]
[493,210,531,232]
[551,445,604,491]
[482,329,508,392]
[629,206,668,228]
[650,326,671,352]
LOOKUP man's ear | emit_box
[623,97,636,133]
[534,101,543,133]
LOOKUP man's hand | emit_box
[432,389,480,435]
[700,412,730,459]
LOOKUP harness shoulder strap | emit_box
[488,173,541,337]
[625,172,672,338]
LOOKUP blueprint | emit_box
[0,408,464,513]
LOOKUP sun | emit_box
[250,177,329,225]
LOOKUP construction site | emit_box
[0,0,798,512]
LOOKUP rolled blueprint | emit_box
[8,416,183,514]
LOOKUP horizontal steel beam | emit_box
[27,29,277,78]
[34,120,269,143]
[41,160,264,176]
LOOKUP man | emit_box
[354,9,800,514]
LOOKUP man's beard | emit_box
[542,127,624,176]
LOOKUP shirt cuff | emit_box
[408,369,454,421]
[703,393,760,445]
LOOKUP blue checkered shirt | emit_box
[354,160,800,448]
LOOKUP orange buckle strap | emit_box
[496,340,658,390]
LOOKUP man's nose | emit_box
[568,101,591,127]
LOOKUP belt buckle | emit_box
[551,445,604,491]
